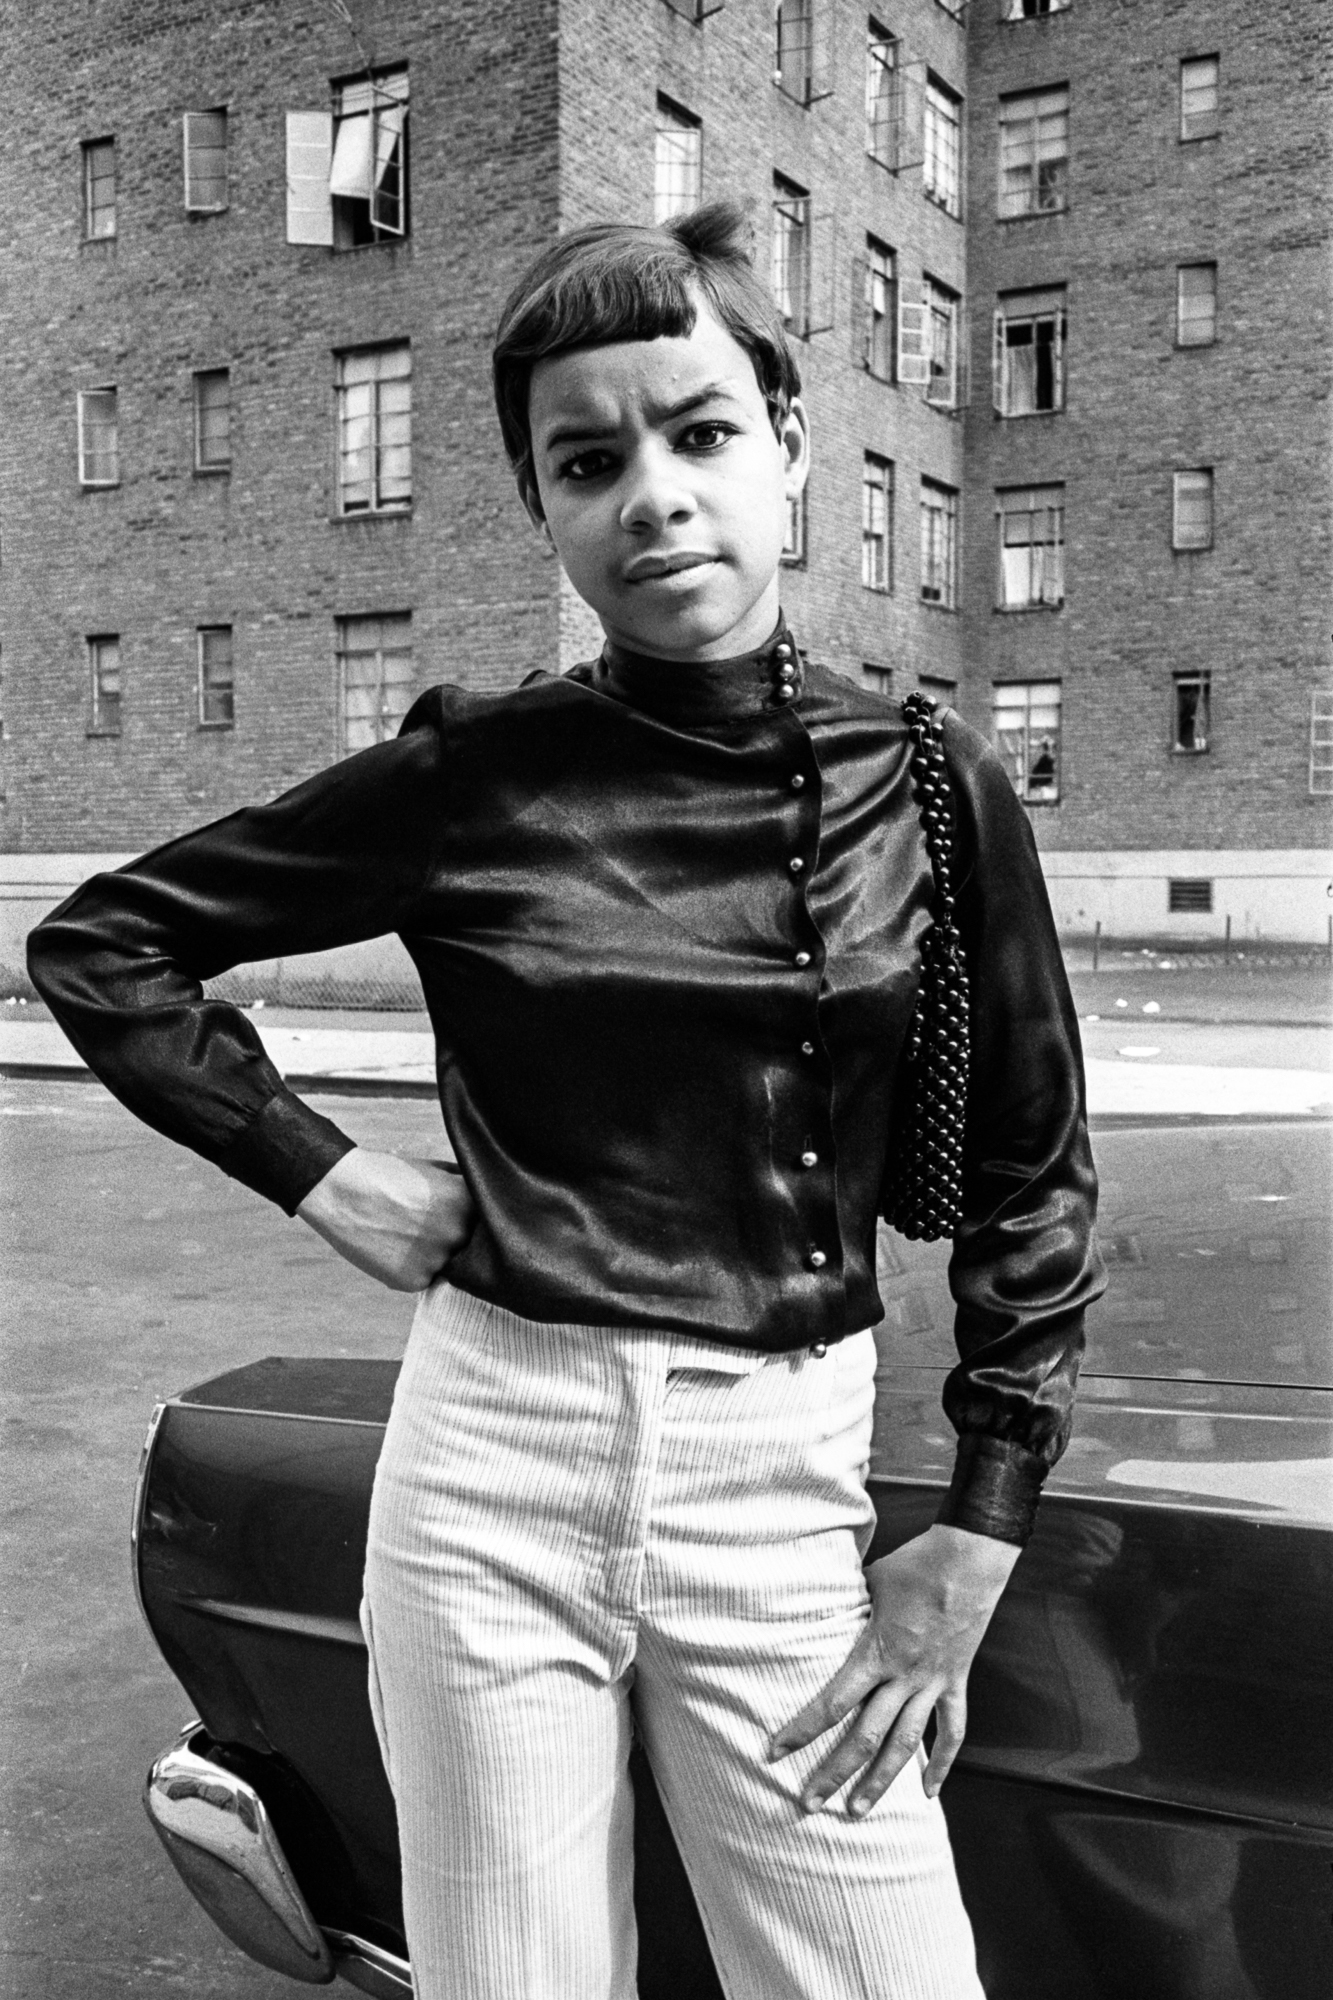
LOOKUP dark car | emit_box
[134,1116,1333,2000]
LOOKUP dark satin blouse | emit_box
[27,626,1104,1544]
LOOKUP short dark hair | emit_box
[492,200,802,515]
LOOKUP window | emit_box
[866,23,898,166]
[920,479,958,608]
[82,138,116,239]
[997,485,1064,608]
[338,614,414,754]
[1180,56,1219,141]
[336,345,412,514]
[862,454,893,591]
[863,237,897,380]
[923,78,962,216]
[88,637,122,736]
[286,68,409,248]
[771,177,811,334]
[198,626,235,728]
[774,0,830,105]
[655,99,701,222]
[993,287,1066,414]
[1172,670,1210,753]
[998,86,1069,217]
[1172,469,1213,550]
[782,487,806,565]
[1168,878,1213,913]
[1310,691,1333,796]
[77,388,119,487]
[1003,0,1070,16]
[993,682,1061,802]
[183,110,228,211]
[925,277,961,408]
[193,369,231,471]
[662,0,722,18]
[1176,263,1217,346]
[863,663,893,698]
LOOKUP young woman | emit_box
[29,204,1103,2000]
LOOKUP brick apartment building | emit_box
[0,0,1329,994]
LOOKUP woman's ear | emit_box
[780,398,811,498]
[520,478,555,548]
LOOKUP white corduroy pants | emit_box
[361,1282,984,2000]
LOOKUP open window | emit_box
[1172,670,1210,753]
[774,0,833,107]
[287,67,408,248]
[993,287,1066,413]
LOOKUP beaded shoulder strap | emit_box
[881,693,971,1241]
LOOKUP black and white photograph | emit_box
[1,3,1330,1997]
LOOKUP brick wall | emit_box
[961,0,1333,854]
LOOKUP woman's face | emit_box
[526,298,809,662]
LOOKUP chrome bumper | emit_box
[144,1726,412,1996]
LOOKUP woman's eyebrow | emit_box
[538,382,744,455]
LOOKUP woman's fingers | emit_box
[846,1692,940,1816]
[767,1629,886,1761]
[795,1680,912,1813]
[922,1686,968,1799]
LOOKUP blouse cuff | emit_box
[214,1089,357,1216]
[935,1434,1048,1547]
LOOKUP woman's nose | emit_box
[618,446,698,534]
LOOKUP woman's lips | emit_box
[624,553,718,583]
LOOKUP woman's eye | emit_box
[679,421,735,453]
[559,450,615,482]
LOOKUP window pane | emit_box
[1180,57,1219,139]
[997,486,1064,607]
[925,279,959,408]
[338,613,413,753]
[1177,263,1217,345]
[90,638,122,734]
[992,681,1061,801]
[920,481,958,608]
[1173,673,1210,752]
[862,456,892,590]
[1173,469,1213,549]
[924,80,962,216]
[655,101,702,223]
[866,30,897,165]
[194,369,231,468]
[79,389,119,485]
[84,139,116,238]
[185,110,228,209]
[337,345,412,512]
[775,0,814,104]
[998,87,1068,218]
[771,182,810,332]
[199,626,235,726]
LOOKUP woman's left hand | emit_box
[767,1522,1021,1816]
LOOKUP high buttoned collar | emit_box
[592,621,804,728]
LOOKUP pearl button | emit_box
[809,1339,828,1357]
[774,685,795,702]
[800,1040,815,1055]
[808,1250,828,1270]
[794,951,811,968]
[778,662,796,681]
[790,774,805,791]
[775,642,794,661]
[789,857,805,874]
[801,1150,818,1167]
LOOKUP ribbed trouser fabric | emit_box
[361,1282,984,2000]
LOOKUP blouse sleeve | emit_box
[26,701,449,1215]
[933,712,1107,1546]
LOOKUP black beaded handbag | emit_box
[880,693,971,1242]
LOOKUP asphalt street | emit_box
[1,982,1329,1998]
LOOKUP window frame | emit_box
[197,625,236,729]
[183,108,229,213]
[87,635,123,737]
[329,66,410,249]
[335,343,413,517]
[1176,262,1217,348]
[923,75,963,218]
[1309,691,1333,796]
[862,662,894,699]
[1171,669,1211,755]
[866,20,898,168]
[1172,468,1214,551]
[920,477,959,609]
[924,275,962,410]
[1179,56,1219,142]
[774,0,830,107]
[992,680,1062,804]
[996,484,1065,611]
[654,96,702,223]
[1001,0,1071,16]
[82,137,116,240]
[997,84,1069,219]
[993,287,1066,415]
[771,176,812,336]
[337,612,415,756]
[782,485,807,567]
[77,387,119,488]
[193,368,232,473]
[863,236,897,381]
[862,453,894,593]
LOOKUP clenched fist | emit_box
[297,1148,477,1291]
